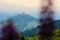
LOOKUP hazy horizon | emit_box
[0,0,60,21]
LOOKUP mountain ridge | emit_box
[10,13,38,32]
[22,20,60,37]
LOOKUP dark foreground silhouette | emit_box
[1,20,19,40]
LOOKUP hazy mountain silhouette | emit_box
[10,13,38,32]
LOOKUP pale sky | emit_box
[0,0,60,21]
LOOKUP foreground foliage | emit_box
[19,29,60,40]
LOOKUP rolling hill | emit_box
[10,13,38,32]
[0,13,60,37]
[22,20,60,37]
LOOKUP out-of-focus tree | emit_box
[2,19,19,40]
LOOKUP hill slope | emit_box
[11,13,38,32]
[22,20,60,37]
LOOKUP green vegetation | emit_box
[18,29,60,40]
[25,36,39,40]
[54,29,60,40]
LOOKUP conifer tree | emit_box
[39,0,55,40]
[2,19,19,40]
